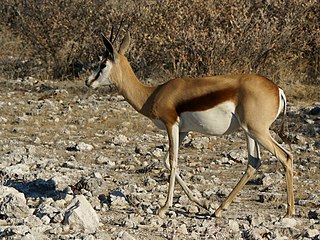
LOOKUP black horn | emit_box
[112,19,124,44]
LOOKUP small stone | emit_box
[186,205,199,214]
[111,134,128,145]
[135,144,150,155]
[92,172,103,179]
[277,217,298,228]
[247,215,265,227]
[96,156,115,167]
[178,195,190,206]
[228,150,246,163]
[144,177,157,187]
[41,215,51,225]
[308,209,320,219]
[305,119,314,124]
[2,163,30,176]
[72,176,106,196]
[177,223,188,234]
[10,225,30,236]
[82,235,95,240]
[258,192,282,203]
[152,148,163,158]
[24,215,43,227]
[123,217,137,229]
[117,230,136,240]
[0,116,8,123]
[34,137,41,144]
[76,142,93,151]
[189,137,210,149]
[34,200,58,219]
[244,227,270,240]
[52,212,64,223]
[229,219,240,232]
[62,161,78,169]
[294,135,307,144]
[110,190,128,207]
[95,231,112,240]
[260,172,283,187]
[305,229,319,238]
[145,215,164,226]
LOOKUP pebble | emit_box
[117,230,136,240]
[112,134,128,145]
[76,142,94,151]
[275,217,299,228]
[229,219,240,232]
[177,224,188,234]
[308,209,320,219]
[189,137,210,149]
[109,190,128,207]
[2,163,30,176]
[305,229,319,238]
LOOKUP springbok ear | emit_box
[119,32,130,55]
[101,33,115,61]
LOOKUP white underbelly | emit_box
[179,101,239,135]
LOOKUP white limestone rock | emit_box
[63,195,100,233]
[0,186,31,219]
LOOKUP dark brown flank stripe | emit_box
[176,88,237,115]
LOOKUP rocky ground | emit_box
[0,77,319,240]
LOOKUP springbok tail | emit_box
[277,88,292,150]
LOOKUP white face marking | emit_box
[179,101,239,135]
[87,60,113,89]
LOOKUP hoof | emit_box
[200,199,211,211]
[283,212,295,218]
[158,207,167,219]
[213,208,223,218]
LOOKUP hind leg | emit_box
[252,130,294,216]
[214,134,261,217]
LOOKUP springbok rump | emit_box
[85,31,294,218]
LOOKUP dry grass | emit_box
[0,0,319,102]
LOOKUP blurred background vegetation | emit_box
[0,0,319,99]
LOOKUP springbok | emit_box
[85,32,294,218]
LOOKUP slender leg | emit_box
[214,134,261,217]
[253,130,294,217]
[158,122,180,218]
[162,132,210,211]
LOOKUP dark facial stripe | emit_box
[176,88,237,115]
[93,59,107,81]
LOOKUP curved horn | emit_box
[109,25,114,42]
[119,32,130,55]
[112,19,124,44]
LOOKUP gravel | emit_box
[0,78,319,239]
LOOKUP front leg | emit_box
[158,122,180,218]
[162,132,211,212]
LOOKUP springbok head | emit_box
[85,30,130,89]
